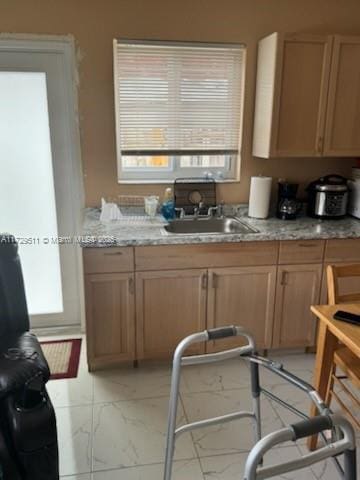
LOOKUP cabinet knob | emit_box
[128,277,135,295]
[280,271,288,286]
[317,136,323,153]
[201,273,208,290]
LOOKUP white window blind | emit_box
[113,40,246,181]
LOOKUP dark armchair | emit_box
[0,234,59,479]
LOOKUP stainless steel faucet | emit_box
[207,206,219,217]
[175,201,224,220]
[174,207,185,219]
[193,202,204,219]
[218,201,225,218]
[207,201,225,218]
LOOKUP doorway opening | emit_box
[0,36,84,330]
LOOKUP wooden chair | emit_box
[326,264,360,429]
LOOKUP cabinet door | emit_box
[273,264,322,348]
[324,36,360,156]
[272,34,333,157]
[206,266,276,352]
[85,273,135,370]
[136,269,207,359]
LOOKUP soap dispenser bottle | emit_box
[161,187,175,220]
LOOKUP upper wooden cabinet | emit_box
[253,33,360,158]
[324,36,360,156]
[253,33,332,158]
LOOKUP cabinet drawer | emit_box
[279,240,325,264]
[83,247,134,274]
[135,242,278,271]
[325,239,360,263]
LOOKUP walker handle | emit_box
[207,326,237,340]
[291,415,333,440]
[243,414,356,480]
[175,326,256,366]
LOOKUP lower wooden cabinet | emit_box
[273,264,322,348]
[83,239,360,368]
[85,272,135,370]
[135,269,207,359]
[206,266,277,352]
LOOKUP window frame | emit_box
[113,39,246,184]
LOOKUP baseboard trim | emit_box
[31,325,84,337]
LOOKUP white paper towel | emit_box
[248,176,272,219]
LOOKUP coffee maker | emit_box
[276,182,301,220]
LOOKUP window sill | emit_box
[117,178,240,185]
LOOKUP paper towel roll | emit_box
[248,176,272,219]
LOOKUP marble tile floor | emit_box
[46,336,359,480]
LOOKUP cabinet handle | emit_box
[280,271,288,286]
[128,277,135,295]
[212,273,218,289]
[201,273,208,290]
[104,251,123,256]
[317,136,323,153]
[298,243,317,248]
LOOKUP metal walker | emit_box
[164,326,357,480]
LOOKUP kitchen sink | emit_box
[164,216,258,235]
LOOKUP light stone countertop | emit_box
[80,206,360,247]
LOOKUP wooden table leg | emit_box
[307,321,338,450]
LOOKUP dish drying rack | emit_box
[106,195,166,226]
